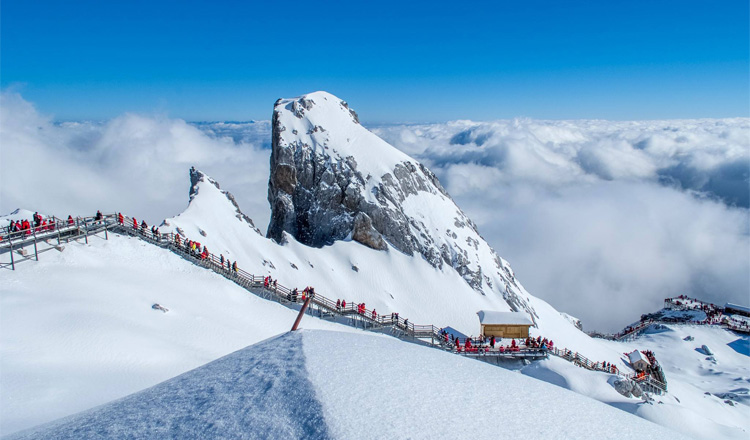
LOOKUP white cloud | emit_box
[0,92,272,228]
[373,118,750,331]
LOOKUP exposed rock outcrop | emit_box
[614,378,634,398]
[351,212,387,250]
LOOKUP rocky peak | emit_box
[266,92,538,322]
[189,167,261,235]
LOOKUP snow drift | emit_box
[7,330,691,440]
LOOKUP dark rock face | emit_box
[189,167,261,235]
[351,212,387,250]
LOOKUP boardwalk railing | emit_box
[4,212,671,390]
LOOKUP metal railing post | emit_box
[291,296,313,331]
[32,226,39,261]
[9,238,15,270]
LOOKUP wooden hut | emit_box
[627,350,651,371]
[476,311,533,338]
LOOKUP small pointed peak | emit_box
[186,167,261,235]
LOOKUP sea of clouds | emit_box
[1,91,747,332]
[372,120,749,331]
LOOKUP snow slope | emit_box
[0,233,354,435]
[521,324,750,439]
[164,168,620,365]
[7,330,691,440]
[158,175,750,438]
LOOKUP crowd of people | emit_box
[175,233,238,274]
[3,212,57,239]
[285,286,316,302]
[331,299,385,323]
[438,331,556,355]
[641,350,666,383]
[2,211,109,242]
[665,295,749,332]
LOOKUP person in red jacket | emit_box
[133,218,138,229]
[341,300,346,309]
[372,309,377,320]
[118,213,124,224]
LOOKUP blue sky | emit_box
[1,0,748,122]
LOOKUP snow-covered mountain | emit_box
[162,93,605,360]
[266,92,534,320]
[2,92,748,439]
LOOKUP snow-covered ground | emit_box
[0,233,356,435]
[521,323,750,439]
[7,330,691,440]
[160,166,625,368]
[2,213,748,439]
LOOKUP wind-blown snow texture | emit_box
[0,229,353,435]
[8,331,690,440]
[7,333,330,440]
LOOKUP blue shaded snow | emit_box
[7,332,330,440]
[727,337,750,357]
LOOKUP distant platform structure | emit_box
[724,303,750,318]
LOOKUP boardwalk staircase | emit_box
[3,212,667,392]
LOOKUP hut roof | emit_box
[476,311,533,326]
[627,350,650,365]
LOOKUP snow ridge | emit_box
[6,333,331,440]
